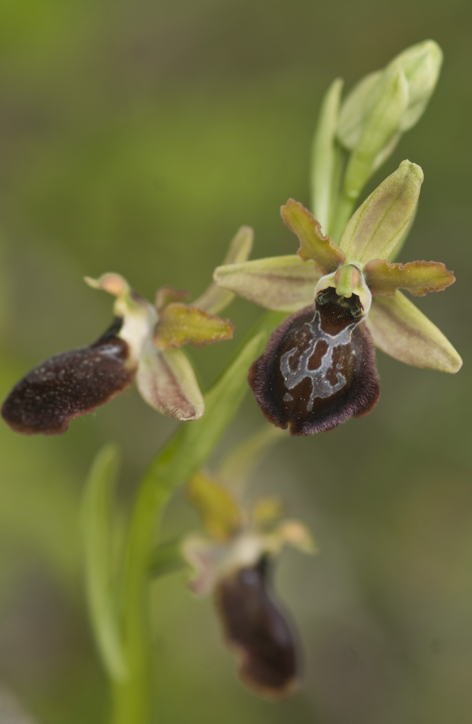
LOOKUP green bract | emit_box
[214,161,462,374]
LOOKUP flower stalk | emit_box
[106,311,284,724]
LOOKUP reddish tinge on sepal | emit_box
[215,557,300,699]
[249,289,380,435]
[1,319,136,435]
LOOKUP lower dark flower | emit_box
[249,288,380,435]
[215,557,300,699]
[1,319,135,435]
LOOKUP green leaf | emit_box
[367,292,462,373]
[81,444,127,681]
[311,78,344,235]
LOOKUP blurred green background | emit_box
[0,1,471,722]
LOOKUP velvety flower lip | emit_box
[182,462,314,699]
[215,556,300,699]
[1,227,252,435]
[1,318,135,435]
[215,160,462,435]
[249,294,380,436]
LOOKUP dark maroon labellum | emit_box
[249,289,380,435]
[1,318,136,435]
[215,557,299,699]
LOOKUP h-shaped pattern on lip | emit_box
[279,309,359,412]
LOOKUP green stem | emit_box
[111,311,284,724]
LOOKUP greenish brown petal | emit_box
[214,255,321,313]
[187,471,241,541]
[154,303,234,349]
[193,226,254,315]
[367,292,462,373]
[364,259,455,297]
[339,160,423,263]
[281,199,345,273]
[136,342,204,420]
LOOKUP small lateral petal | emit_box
[215,559,300,700]
[193,226,254,315]
[214,255,321,313]
[154,303,234,349]
[187,472,242,542]
[367,292,462,373]
[364,258,455,297]
[136,342,204,420]
[281,199,345,273]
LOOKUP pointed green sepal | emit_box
[364,258,455,297]
[281,199,345,273]
[339,160,424,264]
[187,471,242,542]
[154,303,234,349]
[136,341,204,420]
[214,255,321,312]
[367,292,462,373]
[193,226,254,315]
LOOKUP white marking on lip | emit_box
[280,310,359,412]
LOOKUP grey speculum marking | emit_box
[280,310,358,412]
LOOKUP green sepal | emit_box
[193,226,254,315]
[367,292,462,373]
[281,199,345,272]
[339,160,423,264]
[214,254,321,312]
[136,341,204,420]
[364,259,455,297]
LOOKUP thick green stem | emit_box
[111,311,284,724]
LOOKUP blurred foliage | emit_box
[0,1,471,723]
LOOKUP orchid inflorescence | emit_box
[0,39,462,710]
